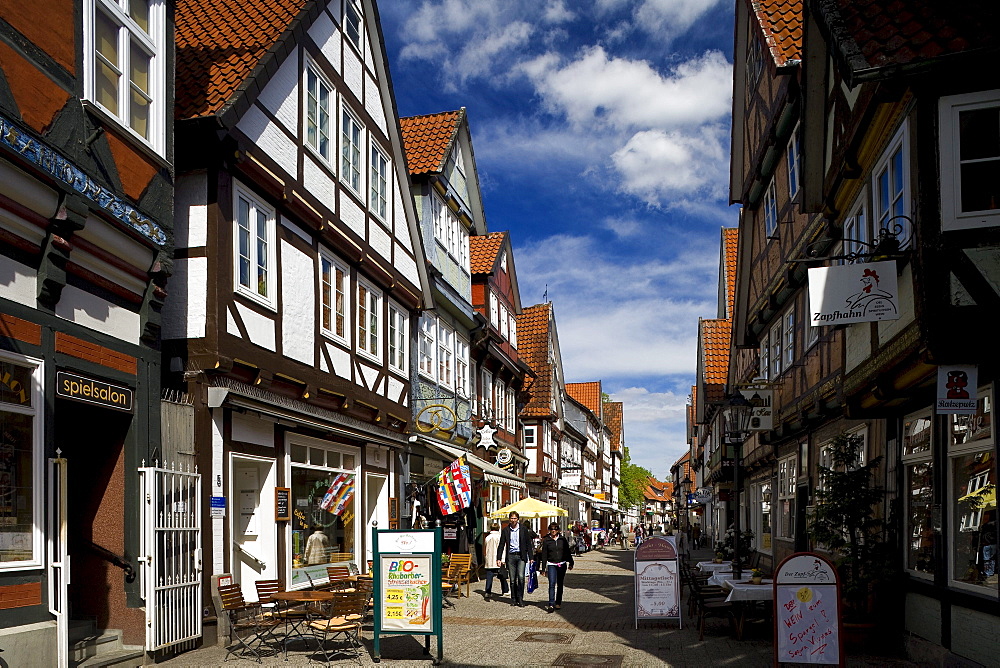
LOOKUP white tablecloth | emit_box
[706,571,737,587]
[696,561,733,573]
[723,579,774,602]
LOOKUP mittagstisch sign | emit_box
[56,371,133,413]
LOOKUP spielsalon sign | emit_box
[56,371,134,413]
[808,260,900,326]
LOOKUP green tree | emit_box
[619,447,652,511]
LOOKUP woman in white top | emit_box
[482,523,509,601]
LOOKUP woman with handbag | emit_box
[482,523,509,601]
[539,523,574,613]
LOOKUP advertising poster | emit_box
[808,260,899,326]
[380,555,433,632]
[774,553,843,666]
[634,536,680,625]
[936,365,978,415]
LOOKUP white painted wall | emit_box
[230,301,277,351]
[162,257,207,339]
[0,257,36,308]
[236,106,298,180]
[280,239,315,365]
[174,173,208,248]
[259,50,299,134]
[231,413,275,448]
[55,285,140,344]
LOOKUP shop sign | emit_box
[774,552,843,665]
[210,496,226,518]
[634,536,680,624]
[808,260,899,326]
[495,447,515,471]
[562,470,581,487]
[936,365,978,415]
[694,488,713,504]
[275,488,290,521]
[735,386,772,431]
[56,371,133,413]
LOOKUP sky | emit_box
[378,0,739,480]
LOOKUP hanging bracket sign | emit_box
[634,536,681,628]
[773,552,844,666]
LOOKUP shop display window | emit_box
[902,411,935,578]
[0,355,42,569]
[288,441,359,589]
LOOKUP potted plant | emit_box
[750,568,764,585]
[809,432,894,646]
[714,551,725,564]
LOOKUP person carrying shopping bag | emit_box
[539,522,574,613]
[482,522,509,601]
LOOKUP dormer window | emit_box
[85,0,166,154]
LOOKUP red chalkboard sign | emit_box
[773,552,844,667]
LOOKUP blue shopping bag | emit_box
[526,559,538,593]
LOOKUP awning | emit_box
[417,437,526,489]
[562,487,615,510]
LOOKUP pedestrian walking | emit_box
[539,522,574,613]
[496,511,537,607]
[482,522,509,602]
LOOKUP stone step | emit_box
[71,630,123,663]
[74,647,144,668]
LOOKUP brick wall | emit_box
[54,332,136,375]
[0,582,41,610]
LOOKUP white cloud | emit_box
[635,0,726,40]
[610,386,691,479]
[542,0,575,23]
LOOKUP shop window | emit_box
[289,440,359,589]
[949,390,997,593]
[0,353,42,570]
[777,456,796,539]
[902,412,934,577]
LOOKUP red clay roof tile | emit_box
[469,232,506,274]
[722,227,739,318]
[176,0,309,120]
[566,381,602,417]
[751,0,803,67]
[400,110,463,175]
[701,318,731,403]
[516,304,553,417]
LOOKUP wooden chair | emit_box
[255,579,314,625]
[305,590,367,666]
[218,583,281,662]
[326,565,353,591]
[442,553,473,598]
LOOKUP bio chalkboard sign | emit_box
[275,487,291,521]
[773,552,843,666]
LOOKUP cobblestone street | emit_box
[159,546,922,667]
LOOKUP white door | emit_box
[48,455,69,668]
[231,456,277,600]
[364,473,388,561]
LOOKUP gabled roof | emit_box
[470,232,506,274]
[722,228,739,319]
[700,318,731,403]
[517,303,554,417]
[566,382,602,418]
[751,0,803,68]
[809,0,1000,86]
[176,0,310,120]
[399,110,464,175]
[604,401,623,452]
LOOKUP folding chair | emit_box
[326,565,354,591]
[306,590,367,666]
[218,583,281,662]
[442,553,473,598]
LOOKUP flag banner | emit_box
[436,457,473,515]
[320,472,355,516]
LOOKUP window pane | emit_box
[906,462,935,574]
[0,410,34,563]
[129,0,151,34]
[960,160,1000,213]
[959,108,1000,162]
[903,415,932,457]
[0,361,33,408]
[129,42,151,138]
[951,449,997,590]
[96,11,120,114]
[951,394,992,447]
[321,258,332,331]
[255,210,268,297]
[237,198,251,289]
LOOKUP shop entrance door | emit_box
[364,473,388,562]
[48,453,69,668]
[231,455,277,599]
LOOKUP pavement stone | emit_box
[157,544,920,667]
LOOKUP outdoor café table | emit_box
[696,560,733,574]
[723,578,774,640]
[269,590,340,657]
[707,571,738,587]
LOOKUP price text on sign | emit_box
[385,589,405,603]
[385,607,404,618]
[776,585,839,664]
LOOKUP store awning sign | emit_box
[808,260,899,326]
[936,365,978,415]
[56,371,133,413]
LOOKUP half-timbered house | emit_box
[166,0,431,626]
[0,0,173,662]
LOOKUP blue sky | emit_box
[379,0,739,480]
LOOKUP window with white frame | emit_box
[777,456,796,539]
[873,125,910,248]
[234,184,276,308]
[343,0,362,51]
[431,192,446,246]
[509,315,518,348]
[759,337,769,380]
[498,302,509,340]
[770,321,782,377]
[787,124,802,199]
[437,321,453,387]
[446,209,459,258]
[387,302,407,375]
[320,252,347,341]
[481,369,493,418]
[418,315,434,378]
[459,223,470,271]
[489,292,500,331]
[341,105,363,194]
[305,63,332,161]
[783,306,795,367]
[948,387,996,593]
[939,90,1000,231]
[488,484,503,516]
[523,425,536,449]
[842,193,869,263]
[455,336,469,398]
[505,387,516,432]
[370,144,389,220]
[356,280,380,360]
[86,0,166,153]
[495,379,506,427]
[0,353,43,570]
[750,481,772,553]
[764,178,778,238]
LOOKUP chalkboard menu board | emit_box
[773,552,843,666]
[275,487,291,521]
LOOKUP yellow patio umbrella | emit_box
[490,497,568,520]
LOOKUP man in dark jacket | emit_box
[496,511,536,606]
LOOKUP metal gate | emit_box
[138,461,202,650]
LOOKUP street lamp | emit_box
[681,474,692,534]
[722,392,753,578]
